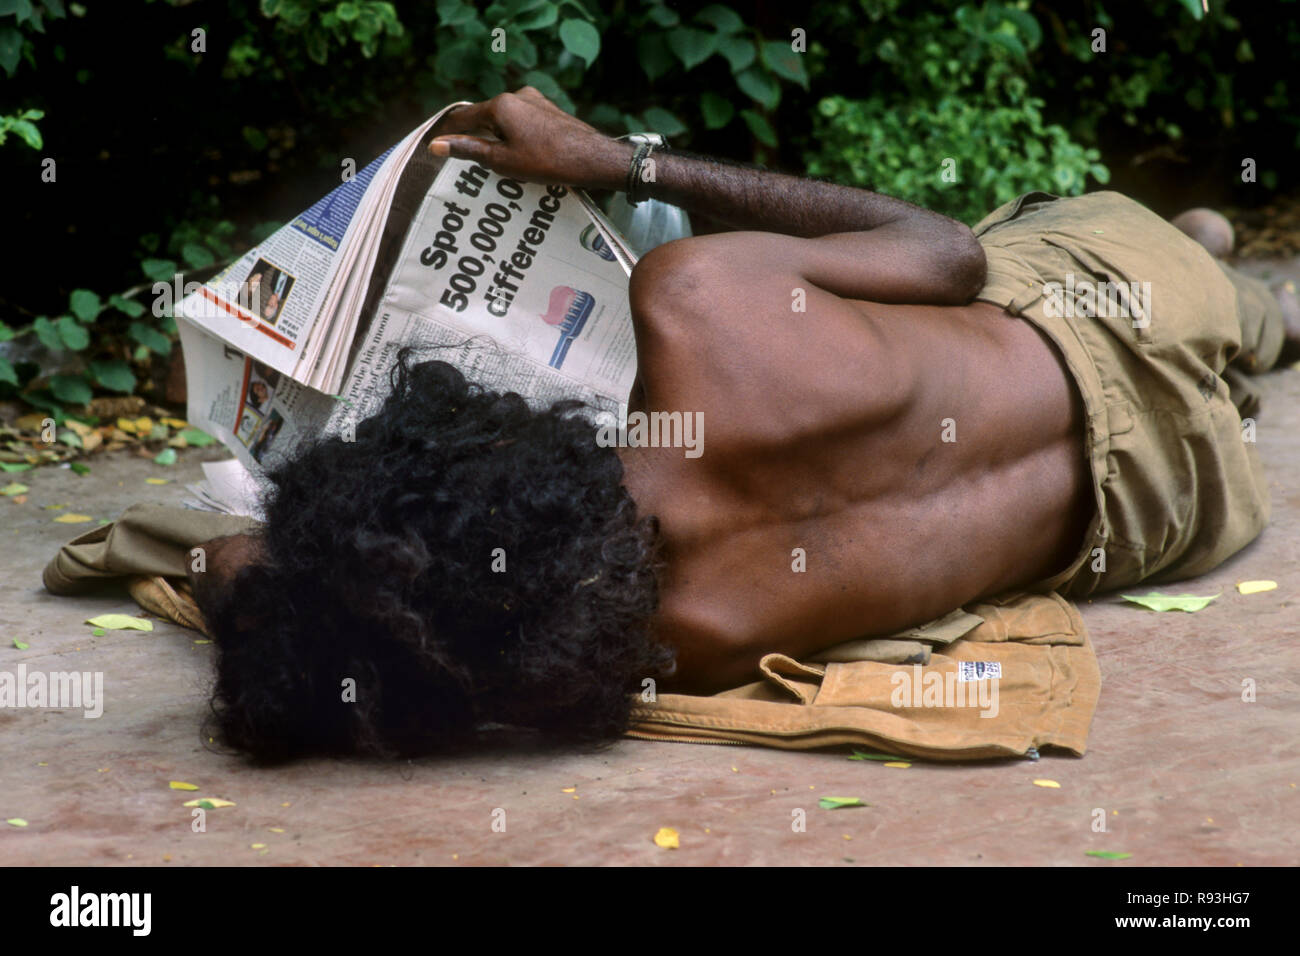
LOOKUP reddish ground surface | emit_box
[2,257,1297,866]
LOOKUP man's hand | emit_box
[429,87,631,191]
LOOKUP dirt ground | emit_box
[2,258,1297,867]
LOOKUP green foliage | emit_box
[2,0,1297,421]
[804,0,1107,224]
[0,0,68,148]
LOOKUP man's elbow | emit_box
[939,223,987,304]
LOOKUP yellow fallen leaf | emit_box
[250,843,267,850]
[6,818,28,827]
[281,802,291,808]
[54,513,93,523]
[134,417,154,432]
[169,781,200,791]
[653,827,679,849]
[86,614,153,631]
[1237,580,1278,595]
[160,418,189,429]
[145,478,170,485]
[116,417,139,433]
[181,798,236,808]
[561,787,576,793]
[268,827,285,833]
[1033,779,1061,789]
[884,762,912,769]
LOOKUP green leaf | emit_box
[694,4,744,35]
[739,109,777,147]
[141,258,177,283]
[54,316,89,350]
[848,750,905,761]
[179,427,216,447]
[1,482,28,495]
[513,2,557,31]
[153,448,178,466]
[13,639,29,650]
[641,106,687,137]
[636,32,674,81]
[699,91,734,129]
[70,461,90,476]
[818,796,867,810]
[0,462,33,473]
[717,35,755,73]
[91,627,105,636]
[436,0,478,28]
[85,614,153,632]
[0,27,22,78]
[1176,0,1205,21]
[0,357,18,388]
[666,26,716,70]
[997,6,1043,48]
[48,374,91,405]
[89,359,136,395]
[181,242,216,270]
[558,17,599,69]
[644,3,678,28]
[761,40,808,89]
[0,320,12,342]
[68,288,101,321]
[9,118,41,149]
[33,316,63,351]
[108,294,146,318]
[736,67,780,111]
[1121,591,1220,613]
[986,31,1027,61]
[128,321,172,356]
[1085,850,1133,860]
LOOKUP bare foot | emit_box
[1170,208,1235,259]
[1273,279,1300,364]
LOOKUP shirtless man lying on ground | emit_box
[192,88,1299,760]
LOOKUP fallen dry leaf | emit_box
[1033,779,1061,789]
[169,781,200,791]
[653,827,680,849]
[1121,591,1220,613]
[1237,580,1278,595]
[85,614,153,632]
[53,513,93,523]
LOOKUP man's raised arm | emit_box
[430,88,987,305]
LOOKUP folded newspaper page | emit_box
[177,106,640,486]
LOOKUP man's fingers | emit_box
[513,85,560,112]
[432,100,499,137]
[429,135,497,167]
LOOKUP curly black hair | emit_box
[195,352,674,762]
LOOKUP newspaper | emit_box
[176,106,640,490]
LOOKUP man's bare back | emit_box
[619,260,1090,691]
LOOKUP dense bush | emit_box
[1,0,1296,416]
